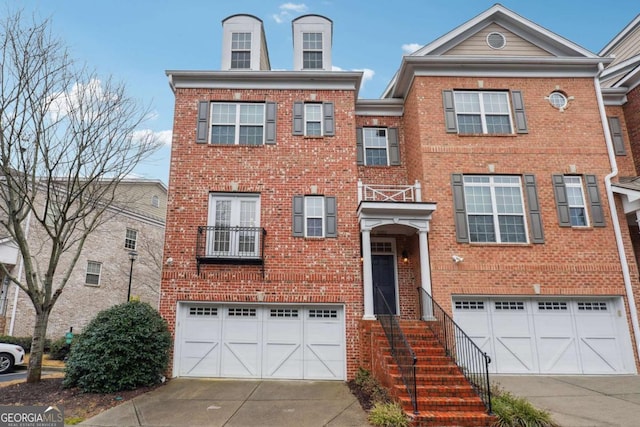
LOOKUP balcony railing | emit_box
[418,287,492,414]
[358,180,422,203]
[196,226,266,274]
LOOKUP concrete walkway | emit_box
[495,375,640,427]
[79,378,370,427]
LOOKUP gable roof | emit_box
[412,4,598,58]
[600,13,640,61]
[382,3,608,98]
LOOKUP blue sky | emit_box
[11,0,639,185]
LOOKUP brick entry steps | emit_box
[371,320,495,427]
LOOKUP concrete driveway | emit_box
[79,378,369,427]
[495,375,640,427]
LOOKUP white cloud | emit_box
[402,43,422,55]
[272,3,308,23]
[332,66,375,93]
[280,3,308,12]
[132,129,172,146]
[48,79,112,121]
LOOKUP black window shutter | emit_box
[293,102,304,135]
[196,101,210,143]
[451,174,469,242]
[265,102,277,144]
[292,196,304,236]
[388,128,400,166]
[325,196,337,237]
[585,175,605,227]
[442,90,457,133]
[356,128,364,165]
[323,102,335,136]
[524,174,544,243]
[511,90,528,134]
[552,175,571,227]
[608,117,626,156]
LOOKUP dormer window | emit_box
[303,33,323,69]
[231,32,251,69]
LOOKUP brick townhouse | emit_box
[161,4,640,385]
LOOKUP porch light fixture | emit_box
[401,250,409,263]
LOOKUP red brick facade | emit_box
[161,7,640,379]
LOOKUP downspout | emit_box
[595,62,640,362]
[8,210,31,335]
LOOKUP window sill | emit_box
[457,133,518,137]
[468,242,533,247]
[303,135,325,139]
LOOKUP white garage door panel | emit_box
[222,307,261,378]
[179,306,221,377]
[452,301,492,361]
[491,302,537,373]
[575,302,625,373]
[263,308,303,378]
[534,302,580,374]
[453,297,635,375]
[304,308,344,380]
[176,304,345,380]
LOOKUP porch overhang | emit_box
[612,179,640,214]
[357,201,437,234]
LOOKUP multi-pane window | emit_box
[211,103,265,145]
[463,175,527,243]
[564,176,588,226]
[454,91,512,134]
[305,196,324,237]
[125,228,137,250]
[363,128,389,165]
[302,32,323,69]
[305,104,322,136]
[231,32,251,69]
[208,194,260,257]
[85,261,102,286]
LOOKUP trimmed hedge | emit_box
[63,301,171,393]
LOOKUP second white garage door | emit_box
[453,297,636,374]
[175,304,345,380]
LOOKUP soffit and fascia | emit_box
[600,14,640,57]
[166,70,362,97]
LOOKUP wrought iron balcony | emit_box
[196,226,266,273]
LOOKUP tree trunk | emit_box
[26,308,51,383]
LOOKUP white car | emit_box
[0,342,26,374]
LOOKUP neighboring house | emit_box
[1,178,167,339]
[161,5,640,383]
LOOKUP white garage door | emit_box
[175,304,345,380]
[453,297,636,374]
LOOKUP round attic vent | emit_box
[486,32,506,49]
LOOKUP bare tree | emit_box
[0,11,161,382]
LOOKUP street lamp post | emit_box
[127,250,138,302]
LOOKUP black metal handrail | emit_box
[417,287,492,413]
[375,287,418,415]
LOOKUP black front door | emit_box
[372,254,396,315]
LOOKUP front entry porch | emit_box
[357,180,437,321]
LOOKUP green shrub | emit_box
[48,335,80,361]
[63,301,171,393]
[491,390,559,427]
[368,402,410,427]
